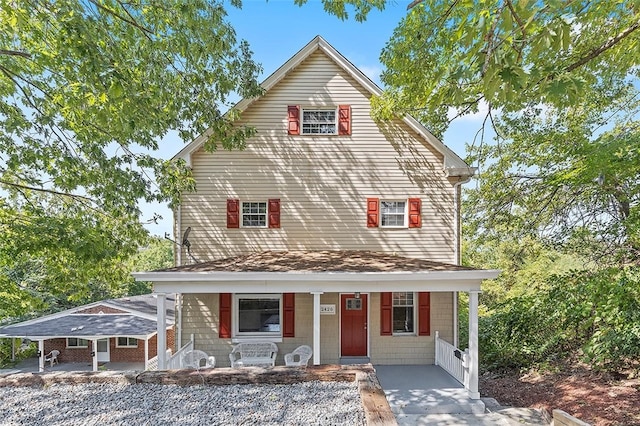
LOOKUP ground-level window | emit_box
[235,294,281,336]
[242,202,267,227]
[302,109,336,134]
[116,337,138,348]
[393,292,415,334]
[381,201,407,227]
[66,338,89,348]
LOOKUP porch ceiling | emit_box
[132,250,500,294]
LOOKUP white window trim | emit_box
[116,337,138,348]
[301,107,338,135]
[380,199,409,229]
[240,201,268,228]
[66,338,89,348]
[392,292,417,336]
[233,293,283,338]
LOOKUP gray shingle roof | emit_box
[0,294,175,339]
[0,315,160,339]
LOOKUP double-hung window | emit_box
[381,201,407,227]
[116,337,138,348]
[302,109,336,134]
[235,294,282,336]
[392,292,415,334]
[67,338,89,348]
[241,202,267,227]
[368,198,421,229]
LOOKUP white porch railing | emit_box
[146,349,172,371]
[435,330,468,386]
[166,335,194,369]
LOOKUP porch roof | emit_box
[0,314,162,340]
[157,250,477,273]
[133,250,500,294]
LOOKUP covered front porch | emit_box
[134,250,499,399]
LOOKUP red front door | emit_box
[341,294,368,356]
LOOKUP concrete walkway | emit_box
[374,365,550,425]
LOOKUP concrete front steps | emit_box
[395,398,551,425]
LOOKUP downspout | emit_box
[453,175,472,348]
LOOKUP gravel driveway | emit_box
[0,381,365,425]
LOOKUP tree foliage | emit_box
[478,267,640,372]
[0,1,263,316]
[317,1,640,135]
[465,96,640,263]
[0,0,262,250]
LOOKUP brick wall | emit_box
[43,326,176,364]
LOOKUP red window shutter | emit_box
[268,198,280,228]
[418,292,431,336]
[367,198,379,228]
[338,105,351,135]
[380,292,392,336]
[283,293,295,337]
[408,198,422,228]
[288,105,300,135]
[227,199,239,228]
[219,293,232,338]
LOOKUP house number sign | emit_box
[320,304,336,315]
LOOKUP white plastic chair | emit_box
[284,345,313,367]
[181,349,215,370]
[44,350,59,367]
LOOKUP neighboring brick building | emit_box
[0,294,175,370]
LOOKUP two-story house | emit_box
[134,36,499,399]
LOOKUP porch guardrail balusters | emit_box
[434,330,467,386]
[166,335,194,369]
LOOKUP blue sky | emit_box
[143,0,485,237]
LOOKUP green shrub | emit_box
[477,267,640,373]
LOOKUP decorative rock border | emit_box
[0,364,396,426]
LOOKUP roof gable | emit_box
[174,36,472,177]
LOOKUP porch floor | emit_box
[1,357,145,373]
[374,365,485,417]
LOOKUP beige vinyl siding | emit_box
[179,50,457,262]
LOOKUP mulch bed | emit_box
[479,366,640,426]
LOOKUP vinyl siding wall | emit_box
[178,50,458,262]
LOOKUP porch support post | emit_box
[468,290,481,399]
[311,291,323,365]
[38,340,44,372]
[144,338,149,370]
[92,339,98,372]
[157,293,167,370]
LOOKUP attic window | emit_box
[302,109,336,134]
